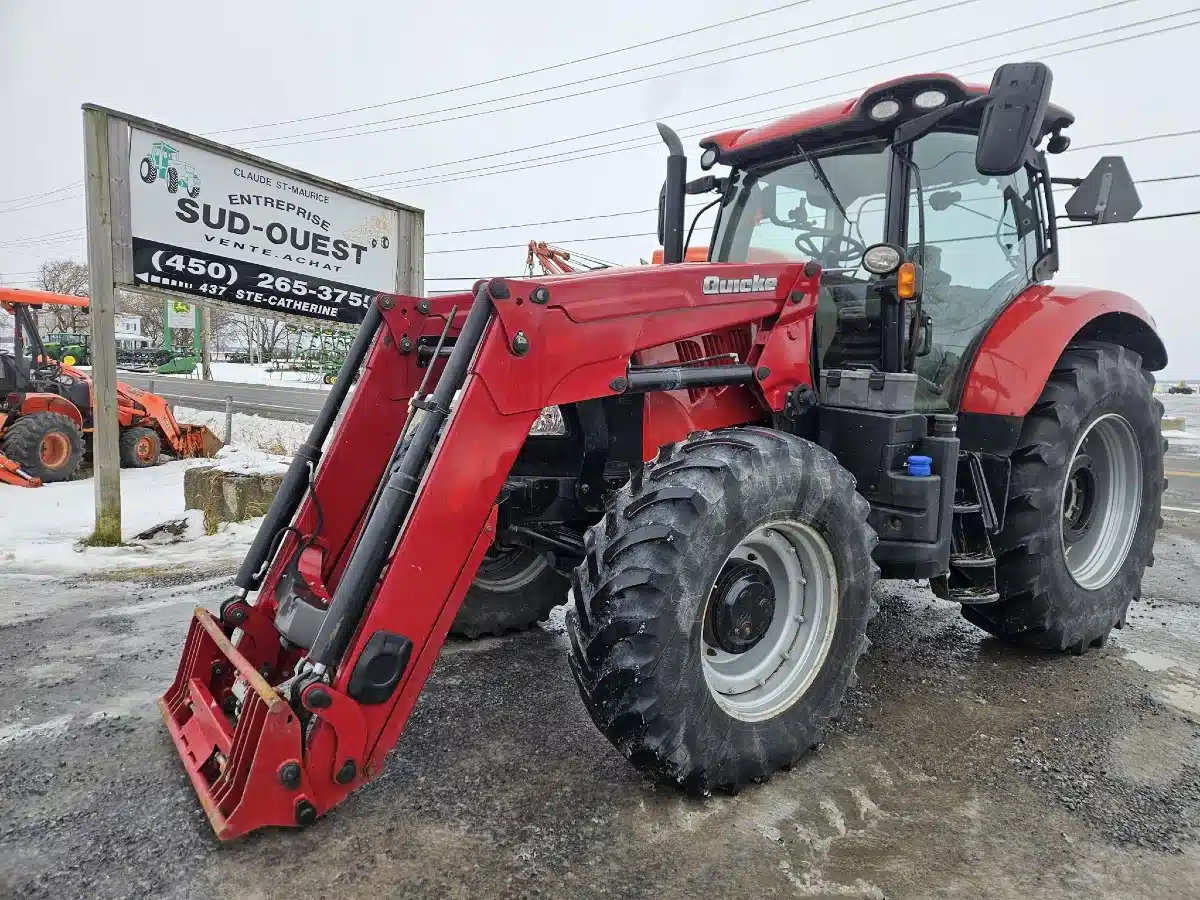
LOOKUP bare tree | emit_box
[35,259,89,332]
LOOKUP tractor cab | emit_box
[687,70,1140,412]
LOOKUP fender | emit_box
[959,284,1167,418]
[18,392,85,430]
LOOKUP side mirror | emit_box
[976,62,1053,177]
[1064,156,1142,224]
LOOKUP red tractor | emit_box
[160,64,1166,839]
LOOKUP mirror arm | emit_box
[1050,176,1084,187]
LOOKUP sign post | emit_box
[82,106,124,545]
[81,103,423,542]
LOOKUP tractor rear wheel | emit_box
[961,343,1164,652]
[449,547,569,639]
[119,427,162,468]
[1,412,84,483]
[567,427,878,794]
[167,167,179,193]
[139,157,156,184]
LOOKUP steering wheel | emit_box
[794,230,867,266]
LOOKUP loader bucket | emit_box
[178,424,224,458]
[158,607,310,839]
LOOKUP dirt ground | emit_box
[2,454,1199,899]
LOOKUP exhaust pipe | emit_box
[656,123,687,265]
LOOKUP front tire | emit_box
[119,426,162,468]
[962,343,1164,652]
[567,427,878,794]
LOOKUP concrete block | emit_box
[1162,416,1185,432]
[184,465,283,525]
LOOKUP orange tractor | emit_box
[0,287,221,486]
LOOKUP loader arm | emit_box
[160,263,820,839]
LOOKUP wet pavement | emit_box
[1,439,1199,899]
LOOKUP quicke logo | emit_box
[702,274,778,295]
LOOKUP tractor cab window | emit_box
[907,131,1042,410]
[711,141,892,369]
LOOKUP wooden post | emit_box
[83,105,122,545]
[200,304,213,380]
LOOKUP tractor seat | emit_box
[0,353,17,397]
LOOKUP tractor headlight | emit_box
[868,99,901,121]
[913,89,948,111]
[861,243,905,276]
[700,147,719,170]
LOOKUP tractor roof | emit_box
[700,73,1075,169]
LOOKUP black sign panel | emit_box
[131,238,374,326]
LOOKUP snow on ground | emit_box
[208,445,291,476]
[0,460,258,575]
[173,404,309,455]
[143,361,332,390]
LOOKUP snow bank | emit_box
[173,405,309,455]
[0,460,259,575]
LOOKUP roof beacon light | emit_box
[700,147,719,170]
[868,99,901,122]
[913,89,948,111]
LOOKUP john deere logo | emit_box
[139,140,201,198]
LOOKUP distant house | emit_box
[115,314,151,351]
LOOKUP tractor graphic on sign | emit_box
[139,140,201,198]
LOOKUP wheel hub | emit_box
[708,561,776,653]
[1063,453,1097,544]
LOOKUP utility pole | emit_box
[200,304,213,380]
[83,106,122,544]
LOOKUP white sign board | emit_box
[126,126,411,325]
[166,299,195,329]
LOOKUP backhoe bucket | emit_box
[177,424,224,458]
[158,607,309,839]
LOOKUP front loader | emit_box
[161,62,1167,840]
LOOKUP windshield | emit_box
[711,130,1042,410]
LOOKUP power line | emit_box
[360,0,1170,191]
[209,0,822,136]
[243,0,952,149]
[0,191,83,216]
[0,181,82,208]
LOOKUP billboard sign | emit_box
[84,105,423,328]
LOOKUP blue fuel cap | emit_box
[906,455,933,477]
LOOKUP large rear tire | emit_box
[1,412,84,483]
[961,343,1165,652]
[567,427,878,794]
[449,548,569,639]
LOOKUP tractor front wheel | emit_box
[449,547,569,639]
[119,427,162,468]
[1,412,84,483]
[567,427,879,794]
[962,342,1164,652]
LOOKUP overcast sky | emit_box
[2,0,1198,375]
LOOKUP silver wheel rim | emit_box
[701,521,839,723]
[1060,413,1143,590]
[473,547,548,592]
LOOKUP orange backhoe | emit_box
[0,286,221,486]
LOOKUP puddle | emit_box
[1124,649,1179,672]
[1159,682,1200,718]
